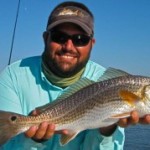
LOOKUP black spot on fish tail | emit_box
[10,116,17,121]
[0,110,24,146]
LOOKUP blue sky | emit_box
[0,0,150,75]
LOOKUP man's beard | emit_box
[48,57,89,77]
[43,48,91,78]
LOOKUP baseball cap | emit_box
[46,1,94,35]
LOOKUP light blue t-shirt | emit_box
[0,56,125,150]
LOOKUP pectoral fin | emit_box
[60,132,79,146]
[111,112,131,118]
[119,90,140,106]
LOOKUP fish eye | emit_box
[11,116,17,121]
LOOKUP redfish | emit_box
[0,68,150,146]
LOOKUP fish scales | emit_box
[38,76,142,125]
[1,68,150,146]
[50,84,100,126]
[40,83,100,124]
[47,76,149,128]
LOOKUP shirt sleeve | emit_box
[0,67,47,149]
[81,127,125,150]
[0,67,22,113]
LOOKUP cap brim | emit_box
[47,18,92,35]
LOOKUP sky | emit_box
[0,0,150,75]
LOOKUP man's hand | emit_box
[118,111,150,127]
[25,110,68,141]
[100,111,150,136]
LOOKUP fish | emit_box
[0,68,150,146]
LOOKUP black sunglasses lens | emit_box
[72,35,90,46]
[51,32,68,44]
[50,31,91,46]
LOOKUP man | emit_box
[0,1,150,150]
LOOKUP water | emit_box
[124,124,150,150]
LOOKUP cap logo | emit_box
[58,8,84,17]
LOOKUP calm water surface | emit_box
[124,124,150,150]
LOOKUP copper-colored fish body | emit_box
[1,68,150,146]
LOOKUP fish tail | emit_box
[0,110,24,146]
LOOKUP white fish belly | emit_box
[55,100,133,132]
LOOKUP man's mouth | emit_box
[57,52,78,60]
[60,55,75,59]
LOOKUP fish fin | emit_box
[119,90,140,106]
[36,78,95,113]
[111,112,131,118]
[57,78,95,100]
[98,67,130,82]
[0,110,24,146]
[60,132,78,146]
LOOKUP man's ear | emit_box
[91,38,95,47]
[43,31,49,45]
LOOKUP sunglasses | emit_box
[49,31,93,47]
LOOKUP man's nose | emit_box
[63,39,74,50]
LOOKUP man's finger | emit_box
[43,123,56,139]
[33,122,49,139]
[128,111,139,125]
[25,126,38,138]
[118,118,128,128]
[139,115,150,124]
[55,129,69,135]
